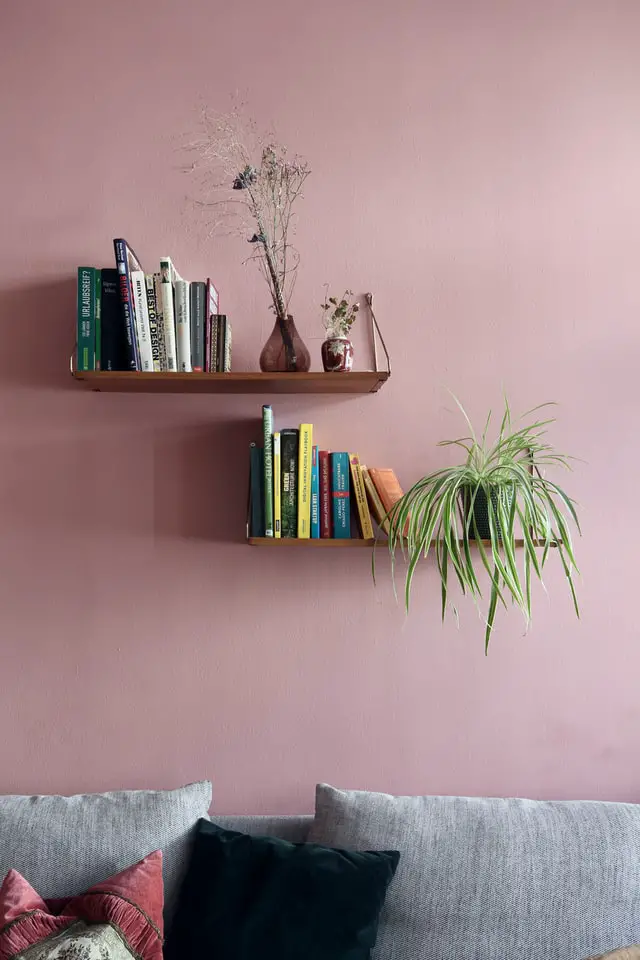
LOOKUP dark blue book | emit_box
[249,443,265,537]
[113,238,141,370]
[330,452,351,538]
[100,268,128,371]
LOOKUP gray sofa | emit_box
[2,782,640,960]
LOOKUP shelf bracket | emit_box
[365,293,391,378]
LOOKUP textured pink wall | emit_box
[1,0,639,813]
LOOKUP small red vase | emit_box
[321,337,354,372]
[259,314,310,373]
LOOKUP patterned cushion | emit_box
[308,783,640,960]
[0,852,163,960]
[0,781,211,925]
[586,951,640,959]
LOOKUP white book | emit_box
[175,279,192,373]
[159,257,178,371]
[130,270,154,372]
[153,272,167,371]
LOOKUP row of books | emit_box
[248,405,405,539]
[76,238,230,373]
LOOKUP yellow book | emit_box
[349,454,375,540]
[273,431,281,538]
[361,464,390,535]
[297,423,313,537]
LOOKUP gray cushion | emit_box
[0,780,211,923]
[308,783,640,960]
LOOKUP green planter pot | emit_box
[461,486,514,540]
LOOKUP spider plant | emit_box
[377,397,581,651]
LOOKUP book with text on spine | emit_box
[249,443,265,537]
[330,452,351,539]
[273,432,281,538]
[113,239,140,370]
[76,266,97,371]
[130,270,154,372]
[280,429,299,538]
[319,450,332,538]
[297,424,313,538]
[159,257,178,371]
[310,446,320,538]
[263,405,274,537]
[175,278,192,373]
[145,274,161,372]
[152,273,167,371]
[349,454,374,540]
[190,281,206,372]
[100,268,127,372]
[204,278,219,371]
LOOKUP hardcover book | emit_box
[297,424,313,538]
[249,443,265,537]
[319,450,332,538]
[100,268,127,372]
[216,316,231,372]
[94,271,102,370]
[76,266,97,371]
[152,272,167,371]
[263,405,274,537]
[361,465,390,535]
[175,279,192,372]
[349,454,374,540]
[190,281,206,372]
[208,315,220,373]
[204,278,219,372]
[113,239,140,370]
[159,257,178,371]
[130,270,154,371]
[280,429,299,538]
[310,446,320,538]
[368,468,405,534]
[145,274,161,372]
[273,432,282,538]
[330,452,351,539]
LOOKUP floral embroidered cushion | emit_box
[0,852,163,960]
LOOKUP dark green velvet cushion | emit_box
[165,818,399,960]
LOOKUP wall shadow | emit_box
[0,279,77,389]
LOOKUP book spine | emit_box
[319,450,332,538]
[94,270,102,371]
[280,429,299,537]
[273,432,281,538]
[76,267,96,371]
[145,274,161,372]
[100,268,126,371]
[349,454,374,540]
[310,446,320,538]
[263,405,274,537]
[209,316,220,373]
[331,453,351,538]
[175,280,192,372]
[249,443,265,537]
[297,424,313,538]
[224,320,232,372]
[159,258,178,371]
[130,270,154,371]
[152,273,167,370]
[216,315,227,372]
[190,281,206,372]
[113,240,140,370]
[362,467,390,534]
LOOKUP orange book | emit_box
[368,468,405,535]
[361,465,390,535]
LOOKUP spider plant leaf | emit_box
[485,571,500,653]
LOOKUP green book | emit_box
[94,270,102,371]
[280,428,299,537]
[263,405,274,537]
[76,266,97,371]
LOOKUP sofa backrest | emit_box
[214,815,312,843]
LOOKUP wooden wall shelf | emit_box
[247,537,559,548]
[72,370,390,395]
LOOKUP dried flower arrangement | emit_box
[321,289,360,338]
[185,107,311,370]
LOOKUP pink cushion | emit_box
[0,852,163,960]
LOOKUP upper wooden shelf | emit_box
[71,371,390,395]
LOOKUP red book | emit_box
[319,450,332,538]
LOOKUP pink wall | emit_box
[1,0,639,813]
